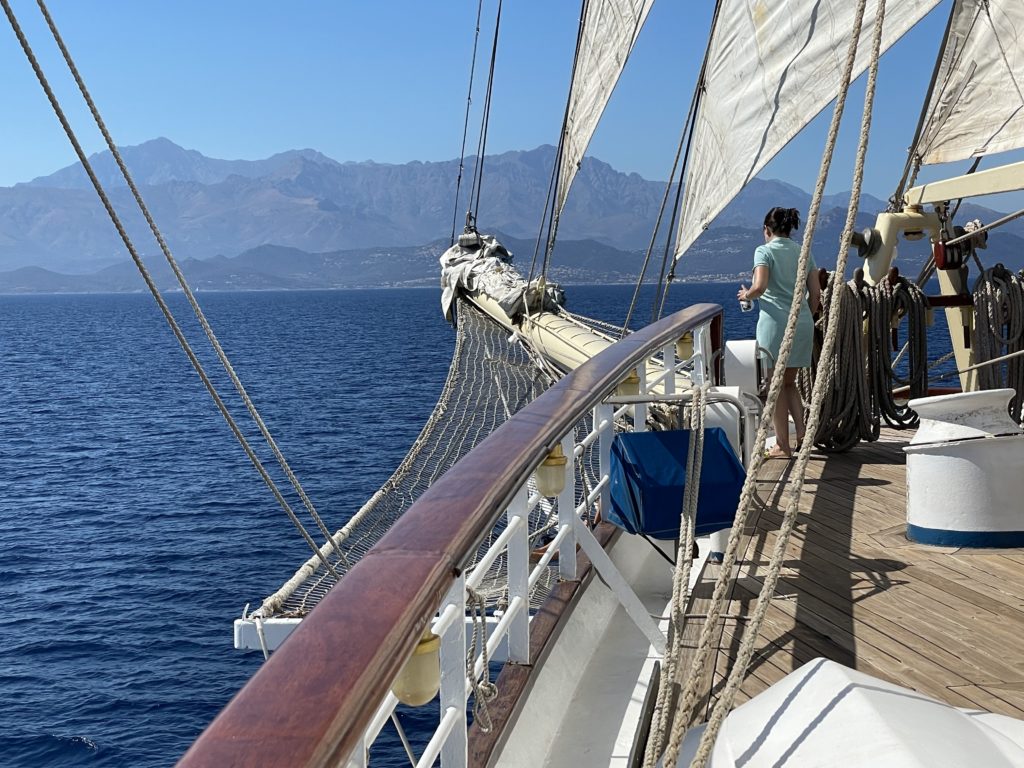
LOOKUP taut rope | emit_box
[643,384,708,762]
[5,0,339,577]
[685,2,886,765]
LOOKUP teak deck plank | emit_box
[693,427,1024,723]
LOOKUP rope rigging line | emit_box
[889,0,975,206]
[645,1,878,763]
[532,0,590,286]
[688,3,888,765]
[643,383,707,766]
[5,0,339,578]
[686,3,886,765]
[653,0,723,325]
[621,88,697,337]
[466,0,504,232]
[450,0,486,245]
[36,0,346,567]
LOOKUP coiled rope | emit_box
[865,275,928,429]
[811,279,875,451]
[6,0,340,576]
[973,266,1024,423]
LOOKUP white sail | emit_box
[554,0,654,218]
[917,0,1024,165]
[674,0,942,260]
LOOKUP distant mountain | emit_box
[21,137,340,190]
[4,138,1024,282]
[0,236,647,294]
[5,142,668,272]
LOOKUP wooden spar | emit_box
[178,302,724,768]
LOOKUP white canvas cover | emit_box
[678,658,1024,766]
[918,0,1024,165]
[554,0,653,218]
[674,0,941,261]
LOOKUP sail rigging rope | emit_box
[529,0,590,287]
[450,0,486,245]
[889,0,965,207]
[640,0,879,763]
[643,383,707,763]
[466,0,503,231]
[684,2,886,764]
[4,0,340,578]
[36,0,347,567]
[652,0,723,326]
[621,100,695,337]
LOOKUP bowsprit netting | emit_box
[256,298,606,619]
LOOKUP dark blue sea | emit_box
[0,283,953,766]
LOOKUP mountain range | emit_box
[1,138,1022,292]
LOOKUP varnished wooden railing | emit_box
[178,303,723,768]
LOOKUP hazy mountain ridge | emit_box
[3,138,1023,289]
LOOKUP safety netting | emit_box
[256,298,606,619]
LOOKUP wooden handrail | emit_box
[178,302,723,768]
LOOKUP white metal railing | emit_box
[341,321,736,767]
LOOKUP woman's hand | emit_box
[737,285,748,301]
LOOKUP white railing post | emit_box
[596,403,614,514]
[439,575,467,768]
[663,342,676,395]
[506,488,530,664]
[557,432,577,580]
[634,361,648,432]
[692,320,711,385]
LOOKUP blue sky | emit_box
[0,0,998,204]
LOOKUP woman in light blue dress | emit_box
[737,207,821,458]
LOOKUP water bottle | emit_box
[739,285,753,312]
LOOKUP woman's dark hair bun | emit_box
[764,206,801,235]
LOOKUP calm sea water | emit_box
[0,283,950,766]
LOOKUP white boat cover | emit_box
[673,0,941,261]
[440,234,524,322]
[440,234,563,323]
[677,658,1024,767]
[555,0,653,218]
[918,0,1024,165]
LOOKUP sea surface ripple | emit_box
[0,284,950,766]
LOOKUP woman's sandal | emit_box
[764,445,792,460]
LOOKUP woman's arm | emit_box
[806,269,821,313]
[740,265,769,301]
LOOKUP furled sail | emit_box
[917,0,1024,165]
[554,0,654,218]
[674,0,942,260]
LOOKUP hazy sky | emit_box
[0,0,1008,204]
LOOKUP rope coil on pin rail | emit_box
[810,275,875,452]
[973,265,1024,423]
[4,0,340,577]
[865,270,928,429]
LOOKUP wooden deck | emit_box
[684,427,1024,726]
